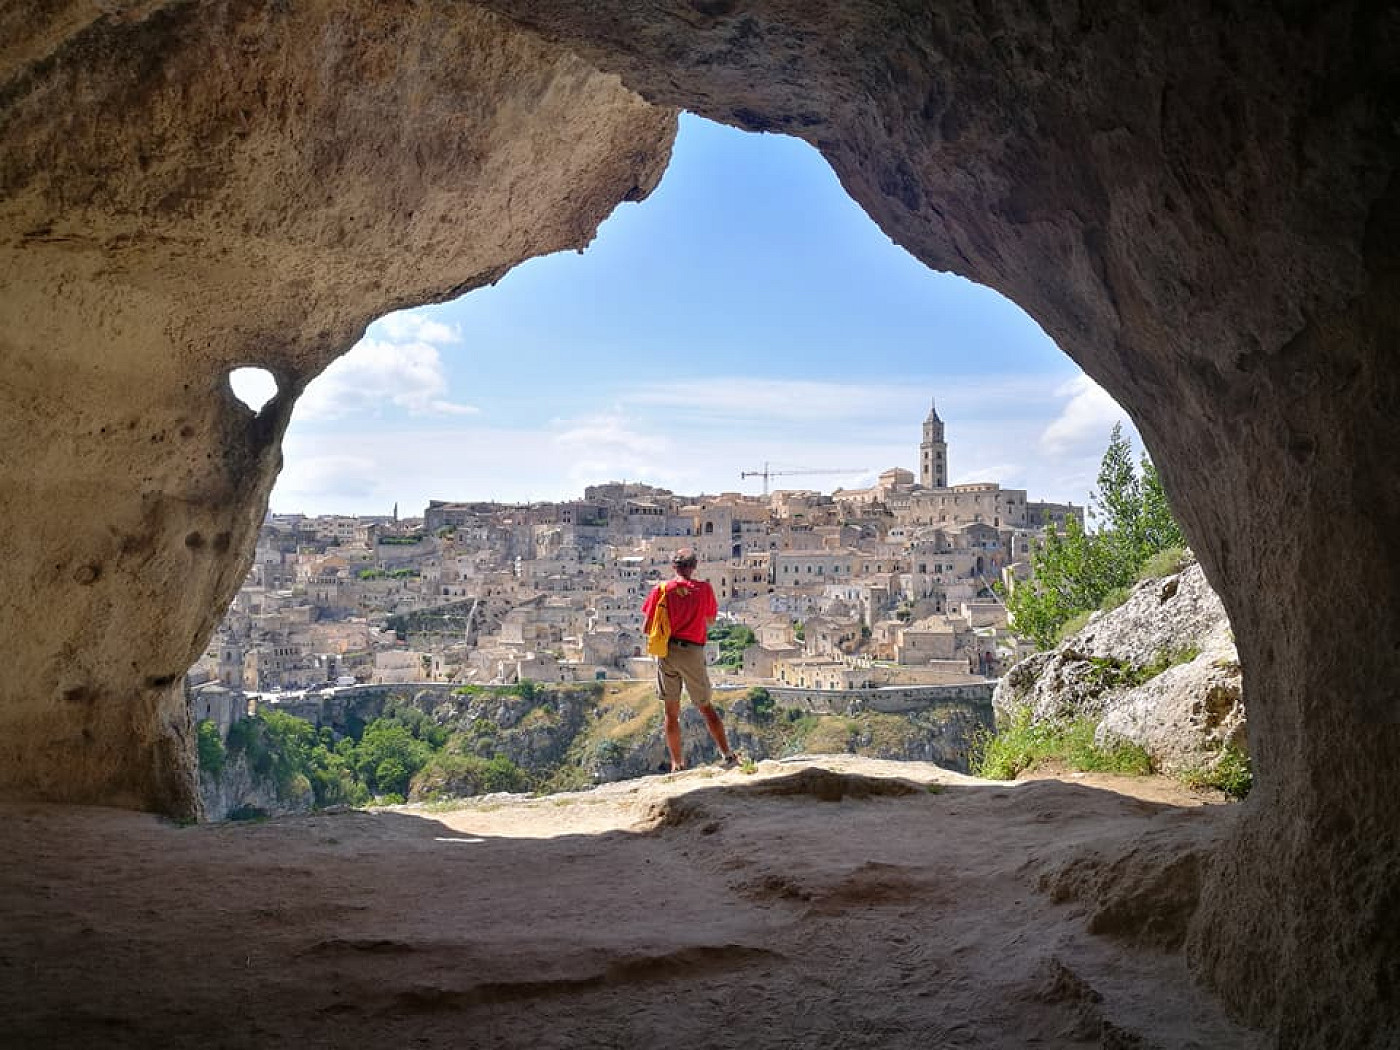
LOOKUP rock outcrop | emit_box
[0,3,675,815]
[5,3,1399,1044]
[995,560,1246,776]
[199,750,314,822]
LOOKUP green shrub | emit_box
[354,719,432,794]
[971,706,1154,780]
[1059,720,1153,776]
[412,751,528,800]
[1098,585,1133,614]
[1053,610,1094,644]
[196,719,226,776]
[969,707,1059,780]
[1137,645,1201,682]
[1081,647,1202,692]
[539,764,594,795]
[746,687,775,723]
[1179,746,1252,799]
[1136,546,1188,582]
[593,739,626,765]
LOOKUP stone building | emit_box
[919,400,948,488]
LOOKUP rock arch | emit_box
[1,1,1395,1043]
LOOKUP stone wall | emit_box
[767,683,994,717]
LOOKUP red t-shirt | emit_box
[642,577,718,645]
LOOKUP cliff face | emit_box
[199,751,314,822]
[996,561,1245,777]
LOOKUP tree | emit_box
[1007,424,1186,649]
[1139,456,1185,555]
[747,686,775,723]
[1004,518,1104,649]
[354,719,432,794]
[1088,422,1148,594]
[196,719,226,776]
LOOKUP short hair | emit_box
[671,548,698,567]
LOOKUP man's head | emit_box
[671,548,698,578]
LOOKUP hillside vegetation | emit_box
[198,680,989,816]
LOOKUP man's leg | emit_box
[672,644,736,762]
[663,697,684,772]
[656,656,685,771]
[697,702,734,760]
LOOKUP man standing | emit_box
[641,548,738,772]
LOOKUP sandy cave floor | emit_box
[0,757,1266,1049]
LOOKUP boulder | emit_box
[995,560,1245,774]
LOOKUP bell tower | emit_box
[920,399,947,488]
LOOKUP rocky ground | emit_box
[1,757,1264,1049]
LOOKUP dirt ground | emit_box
[0,756,1265,1049]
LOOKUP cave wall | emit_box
[0,0,675,812]
[3,0,1398,1044]
[466,4,1400,1041]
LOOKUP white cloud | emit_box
[627,375,1063,429]
[372,311,459,345]
[1039,375,1133,458]
[274,453,388,509]
[270,370,1135,515]
[295,337,477,422]
[552,413,674,487]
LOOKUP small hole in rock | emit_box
[228,367,278,413]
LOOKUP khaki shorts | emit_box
[655,639,713,708]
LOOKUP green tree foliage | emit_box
[746,686,775,723]
[1139,458,1186,556]
[1007,424,1187,648]
[411,752,528,800]
[353,719,433,796]
[196,719,226,776]
[709,622,756,669]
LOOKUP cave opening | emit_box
[219,113,1135,775]
[3,4,1395,1042]
[228,367,279,415]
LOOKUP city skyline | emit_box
[235,114,1140,517]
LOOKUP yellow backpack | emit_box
[646,584,672,657]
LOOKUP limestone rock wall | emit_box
[199,750,314,822]
[994,561,1246,775]
[0,0,675,813]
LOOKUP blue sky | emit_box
[237,114,1136,517]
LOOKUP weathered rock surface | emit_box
[199,750,313,822]
[996,561,1246,774]
[4,2,1399,1044]
[0,3,675,815]
[0,759,1264,1049]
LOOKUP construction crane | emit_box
[740,462,868,496]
